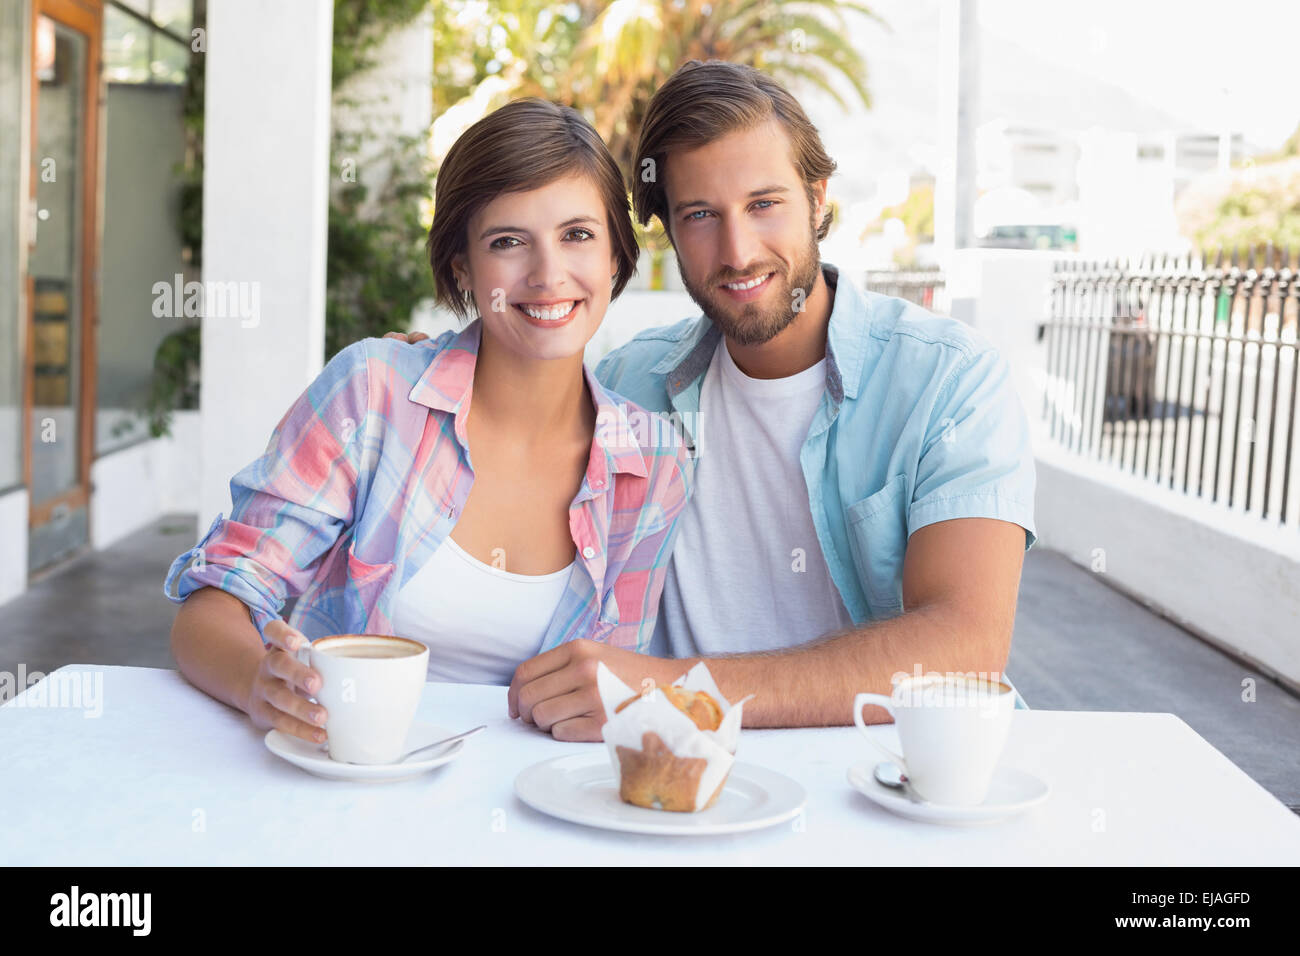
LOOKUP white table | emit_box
[2,664,1298,865]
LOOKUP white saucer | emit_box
[514,751,806,835]
[264,721,467,783]
[847,762,1050,826]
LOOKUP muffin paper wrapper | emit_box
[596,661,753,811]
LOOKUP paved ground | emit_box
[2,513,1297,813]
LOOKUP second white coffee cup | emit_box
[853,674,1014,806]
[295,634,429,765]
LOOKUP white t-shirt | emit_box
[391,535,576,684]
[655,337,856,657]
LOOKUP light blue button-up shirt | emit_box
[595,261,1037,707]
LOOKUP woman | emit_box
[164,99,692,748]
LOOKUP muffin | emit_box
[596,662,752,812]
[616,685,723,731]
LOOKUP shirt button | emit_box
[582,546,596,559]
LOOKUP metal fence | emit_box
[864,269,948,314]
[1041,246,1300,528]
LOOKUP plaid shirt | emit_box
[162,319,694,653]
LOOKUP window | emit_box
[97,1,196,454]
[104,1,190,86]
[0,0,24,489]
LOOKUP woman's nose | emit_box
[527,242,569,294]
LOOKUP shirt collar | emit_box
[654,261,870,403]
[407,317,649,484]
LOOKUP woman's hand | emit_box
[245,620,328,745]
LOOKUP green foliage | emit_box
[145,0,205,438]
[326,1,440,358]
[1179,157,1300,253]
[141,325,201,439]
[333,0,431,90]
[325,129,437,360]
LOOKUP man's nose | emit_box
[717,215,764,276]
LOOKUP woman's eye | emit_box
[684,210,710,222]
[491,230,593,248]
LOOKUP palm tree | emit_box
[511,0,883,174]
[433,0,885,280]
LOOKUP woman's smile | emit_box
[512,298,584,328]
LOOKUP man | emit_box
[396,60,1036,739]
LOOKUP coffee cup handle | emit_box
[294,640,318,704]
[853,692,906,770]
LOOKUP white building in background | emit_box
[977,119,1080,209]
[972,118,1250,258]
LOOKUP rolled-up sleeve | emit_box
[161,340,372,640]
[909,347,1037,550]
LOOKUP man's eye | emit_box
[684,210,710,222]
[754,200,777,210]
[489,237,521,250]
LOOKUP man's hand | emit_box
[382,330,431,344]
[507,639,684,742]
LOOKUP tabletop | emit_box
[3,664,1299,865]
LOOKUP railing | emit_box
[1041,246,1300,527]
[864,269,948,314]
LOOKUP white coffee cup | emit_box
[295,634,429,765]
[853,674,1015,806]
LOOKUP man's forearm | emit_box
[676,605,1010,728]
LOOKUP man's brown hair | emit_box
[632,60,837,242]
[427,98,640,321]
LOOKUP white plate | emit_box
[847,761,1050,826]
[514,751,806,835]
[264,721,466,783]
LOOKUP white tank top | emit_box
[390,535,576,685]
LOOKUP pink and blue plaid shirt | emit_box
[162,318,694,653]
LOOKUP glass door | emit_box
[26,0,101,571]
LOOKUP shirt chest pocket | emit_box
[844,473,909,617]
[344,539,396,627]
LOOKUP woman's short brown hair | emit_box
[427,98,640,322]
[632,60,837,242]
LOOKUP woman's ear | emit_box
[451,253,469,291]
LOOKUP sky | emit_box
[972,0,1298,151]
[796,0,1300,205]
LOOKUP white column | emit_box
[933,0,980,276]
[198,0,334,527]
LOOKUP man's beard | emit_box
[676,226,821,348]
